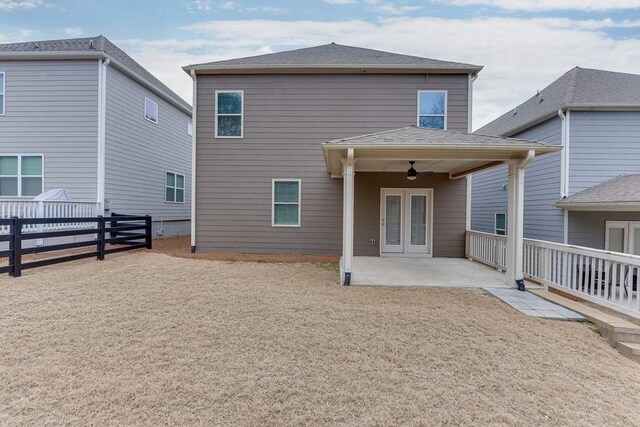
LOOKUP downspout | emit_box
[558,108,570,243]
[97,58,110,215]
[465,73,478,232]
[190,70,197,253]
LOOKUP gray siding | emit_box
[568,211,640,249]
[0,60,99,200]
[354,173,466,257]
[471,117,564,242]
[195,73,469,254]
[569,111,640,194]
[104,66,191,222]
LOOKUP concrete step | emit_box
[617,342,640,363]
[530,289,640,346]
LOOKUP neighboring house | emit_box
[471,67,640,255]
[0,36,192,237]
[184,44,557,285]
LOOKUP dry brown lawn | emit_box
[0,252,639,426]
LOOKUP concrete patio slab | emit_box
[484,288,585,321]
[347,257,508,287]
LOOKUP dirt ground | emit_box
[152,235,340,264]
[0,252,639,426]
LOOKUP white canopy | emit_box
[33,188,73,201]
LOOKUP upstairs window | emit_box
[166,172,185,203]
[0,155,43,197]
[495,213,506,236]
[272,179,300,227]
[187,121,193,136]
[418,91,446,129]
[216,90,243,138]
[144,97,158,124]
[0,72,4,115]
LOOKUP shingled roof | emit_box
[184,43,483,74]
[477,67,640,137]
[556,174,640,209]
[0,35,191,113]
[324,126,556,150]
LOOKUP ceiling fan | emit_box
[406,161,433,181]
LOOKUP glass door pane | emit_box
[410,195,427,246]
[385,195,402,246]
[607,227,625,253]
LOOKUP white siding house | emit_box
[0,36,192,237]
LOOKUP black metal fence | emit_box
[0,215,151,277]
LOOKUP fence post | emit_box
[145,215,152,249]
[97,215,105,261]
[8,217,15,277]
[12,217,22,278]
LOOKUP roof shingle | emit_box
[477,67,640,137]
[185,43,482,73]
[556,174,640,207]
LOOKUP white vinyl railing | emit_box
[0,200,100,233]
[467,230,640,319]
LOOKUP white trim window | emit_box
[187,121,193,136]
[144,97,158,124]
[417,90,447,129]
[215,90,244,138]
[0,71,4,116]
[0,155,43,197]
[165,171,185,203]
[272,179,301,227]
[494,213,507,236]
[605,221,640,256]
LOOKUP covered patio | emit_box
[347,257,507,287]
[322,126,561,287]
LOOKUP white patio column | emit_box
[505,150,534,289]
[342,148,355,285]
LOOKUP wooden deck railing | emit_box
[466,230,640,319]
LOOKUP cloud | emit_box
[187,0,286,13]
[324,0,422,14]
[63,27,84,37]
[0,0,45,10]
[440,0,640,11]
[121,16,640,129]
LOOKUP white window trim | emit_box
[417,90,448,130]
[0,71,5,116]
[165,171,185,204]
[494,212,507,235]
[0,154,44,198]
[215,90,244,139]
[272,178,301,227]
[144,97,159,124]
[605,221,634,253]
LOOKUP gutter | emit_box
[183,64,484,75]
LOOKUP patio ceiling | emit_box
[322,126,561,178]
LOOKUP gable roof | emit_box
[184,43,483,74]
[0,36,191,114]
[556,174,640,209]
[324,126,553,149]
[477,67,640,137]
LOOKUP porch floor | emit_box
[345,257,509,287]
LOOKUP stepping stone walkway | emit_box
[484,288,585,321]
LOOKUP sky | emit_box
[1,0,640,129]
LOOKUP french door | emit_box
[380,188,432,256]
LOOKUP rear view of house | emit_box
[472,67,640,255]
[185,44,558,285]
[0,36,192,237]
